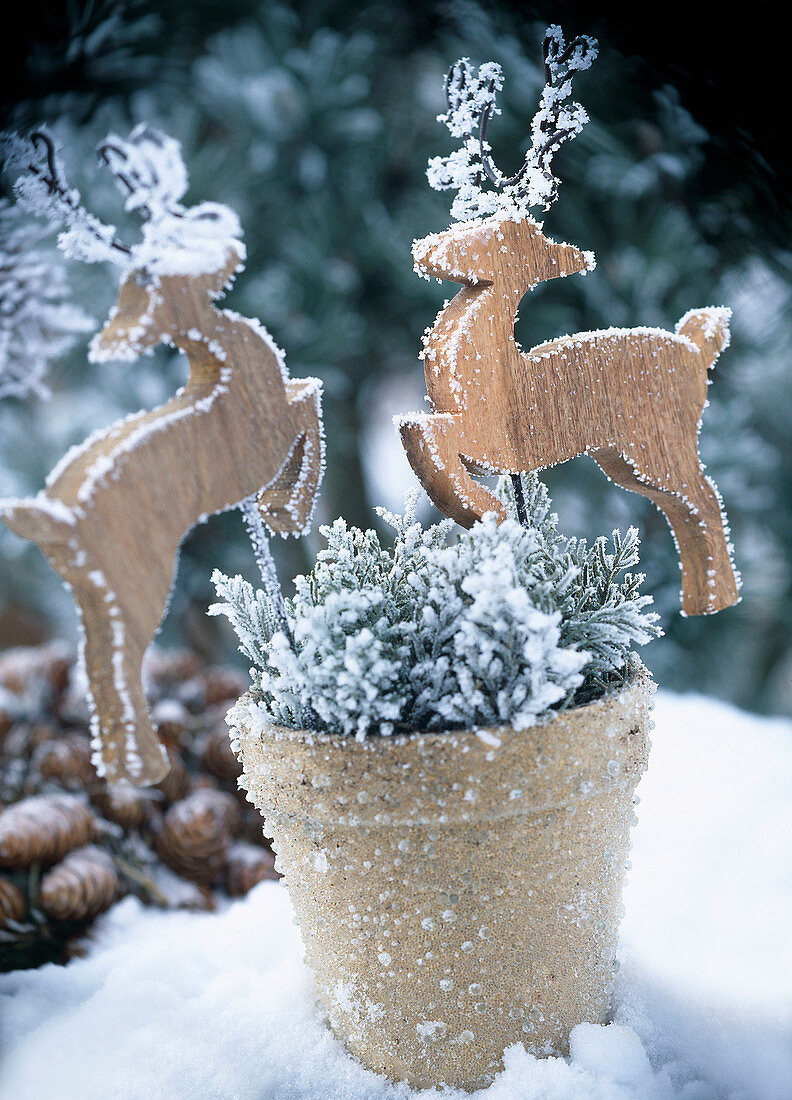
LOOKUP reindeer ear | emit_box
[412,224,496,285]
[202,245,244,299]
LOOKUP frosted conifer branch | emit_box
[0,129,129,265]
[217,474,660,738]
[208,570,279,670]
[428,26,597,222]
[0,200,94,400]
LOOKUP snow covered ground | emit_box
[1,691,790,1099]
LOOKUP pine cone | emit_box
[150,864,216,912]
[155,789,239,885]
[239,803,270,845]
[30,734,95,790]
[90,784,159,831]
[225,841,277,897]
[0,875,26,927]
[0,794,96,869]
[0,642,72,696]
[204,788,240,834]
[39,845,118,922]
[153,746,191,805]
[174,674,207,714]
[3,721,61,765]
[202,667,248,706]
[0,701,12,747]
[199,722,240,783]
[143,648,202,693]
[56,664,92,727]
[151,698,191,751]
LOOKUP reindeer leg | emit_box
[1,513,169,785]
[258,379,325,535]
[398,414,507,527]
[591,446,740,616]
[75,577,169,785]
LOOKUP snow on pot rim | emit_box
[228,662,655,829]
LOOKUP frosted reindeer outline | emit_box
[398,34,740,616]
[0,127,324,784]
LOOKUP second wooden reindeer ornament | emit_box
[398,32,740,616]
[0,127,324,784]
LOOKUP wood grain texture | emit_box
[0,248,323,784]
[398,216,739,616]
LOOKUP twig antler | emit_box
[1,125,242,274]
[480,28,597,206]
[428,26,597,221]
[98,137,158,219]
[98,125,187,221]
[97,125,245,275]
[2,129,130,263]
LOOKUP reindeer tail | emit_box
[675,306,732,366]
[0,494,76,546]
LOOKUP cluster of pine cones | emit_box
[0,643,277,971]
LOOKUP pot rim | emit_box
[232,661,654,827]
[229,658,653,751]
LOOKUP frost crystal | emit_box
[212,476,660,738]
[429,27,597,222]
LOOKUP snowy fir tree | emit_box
[0,0,789,716]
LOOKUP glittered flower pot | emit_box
[228,667,654,1092]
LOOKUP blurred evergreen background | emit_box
[0,0,789,714]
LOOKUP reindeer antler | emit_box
[427,26,597,221]
[0,128,130,263]
[1,125,244,280]
[97,124,245,277]
[98,125,189,220]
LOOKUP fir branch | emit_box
[240,496,294,651]
[0,200,94,400]
[207,571,279,669]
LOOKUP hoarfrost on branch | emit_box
[0,201,93,400]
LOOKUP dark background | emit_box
[3,1,788,215]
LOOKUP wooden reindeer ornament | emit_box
[0,127,324,784]
[399,35,740,616]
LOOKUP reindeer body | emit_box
[398,216,740,616]
[0,250,323,784]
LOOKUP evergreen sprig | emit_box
[211,476,660,738]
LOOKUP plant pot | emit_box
[228,666,654,1092]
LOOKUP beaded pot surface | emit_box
[229,666,654,1091]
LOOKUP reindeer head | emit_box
[413,217,593,289]
[5,125,247,363]
[86,125,246,361]
[91,246,242,361]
